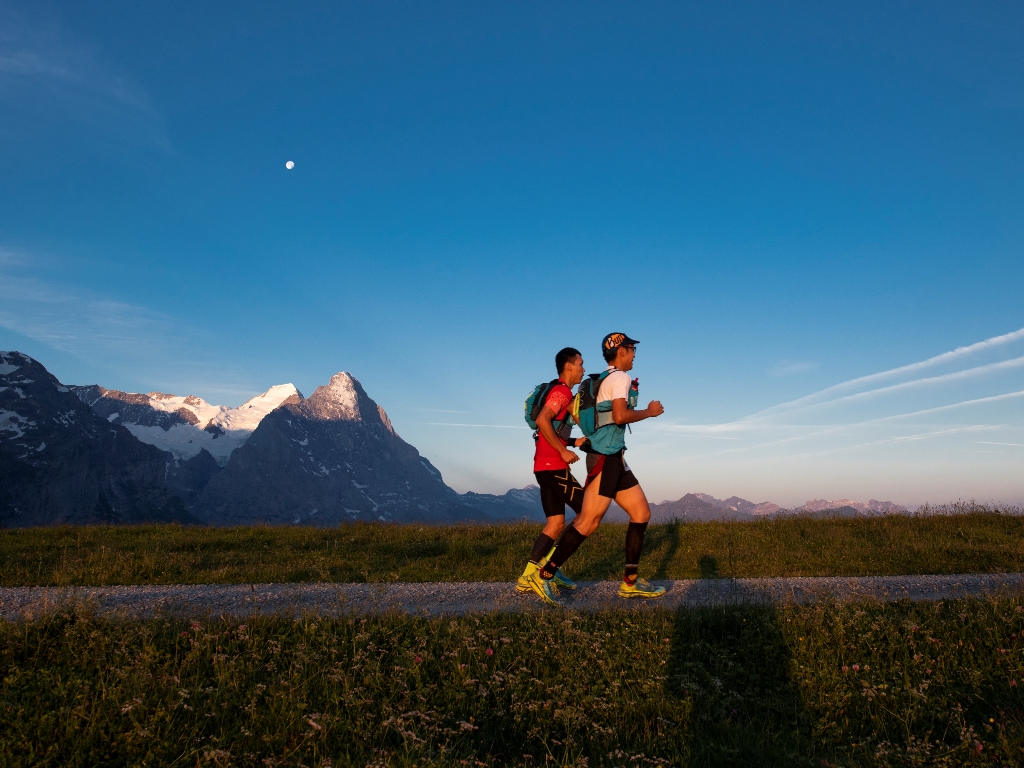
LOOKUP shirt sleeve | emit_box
[543,385,572,416]
[602,371,631,402]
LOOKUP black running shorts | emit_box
[585,449,639,499]
[534,468,584,518]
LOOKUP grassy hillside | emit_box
[2,510,1024,587]
[2,598,1022,766]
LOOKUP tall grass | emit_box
[2,511,1024,587]
[2,598,1022,766]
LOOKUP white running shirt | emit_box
[596,366,631,406]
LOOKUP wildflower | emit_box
[486,648,494,656]
[926,669,932,675]
[1011,680,1018,687]
[852,664,860,672]
[842,666,849,673]
[975,741,984,753]
[414,656,422,663]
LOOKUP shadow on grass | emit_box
[698,554,720,579]
[668,601,814,767]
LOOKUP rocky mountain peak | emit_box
[304,372,375,423]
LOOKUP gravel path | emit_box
[3,573,1024,620]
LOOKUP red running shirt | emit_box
[533,382,574,472]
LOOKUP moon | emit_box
[285,160,295,170]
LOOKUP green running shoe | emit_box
[551,569,577,590]
[618,578,666,599]
[523,571,561,606]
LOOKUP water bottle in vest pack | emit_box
[571,372,640,438]
[524,379,568,431]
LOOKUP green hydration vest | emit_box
[572,370,639,455]
[524,379,573,440]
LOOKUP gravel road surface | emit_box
[3,573,1024,620]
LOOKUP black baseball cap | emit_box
[602,332,640,354]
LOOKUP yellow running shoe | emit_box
[618,578,666,599]
[523,570,561,605]
[516,562,539,593]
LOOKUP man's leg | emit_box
[614,484,665,598]
[529,514,564,566]
[540,473,612,579]
[614,485,651,583]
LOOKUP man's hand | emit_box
[559,448,580,465]
[646,400,664,418]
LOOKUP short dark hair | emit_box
[555,347,581,374]
[602,346,618,363]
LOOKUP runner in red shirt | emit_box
[517,347,588,597]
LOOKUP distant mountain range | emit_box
[0,350,907,528]
[647,493,906,522]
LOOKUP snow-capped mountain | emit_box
[196,372,494,525]
[71,383,301,465]
[0,352,192,526]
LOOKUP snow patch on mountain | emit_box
[73,383,301,465]
[0,352,23,376]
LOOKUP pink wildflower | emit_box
[841,666,849,673]
[414,656,422,663]
[1011,680,1018,687]
[852,664,860,671]
[486,648,494,656]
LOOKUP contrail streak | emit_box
[751,326,1024,418]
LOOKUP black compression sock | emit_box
[529,533,555,565]
[624,521,649,580]
[540,526,588,579]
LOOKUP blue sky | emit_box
[2,1,1022,507]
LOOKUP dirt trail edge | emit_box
[3,574,1024,620]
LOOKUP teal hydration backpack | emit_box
[572,371,640,439]
[524,379,571,432]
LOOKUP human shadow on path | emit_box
[666,586,816,766]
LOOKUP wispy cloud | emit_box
[754,326,1024,418]
[0,5,170,151]
[0,247,250,400]
[769,359,817,377]
[648,326,1024,476]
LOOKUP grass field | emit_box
[2,509,1023,587]
[2,598,1022,767]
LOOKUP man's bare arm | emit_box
[537,406,579,465]
[611,398,664,425]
